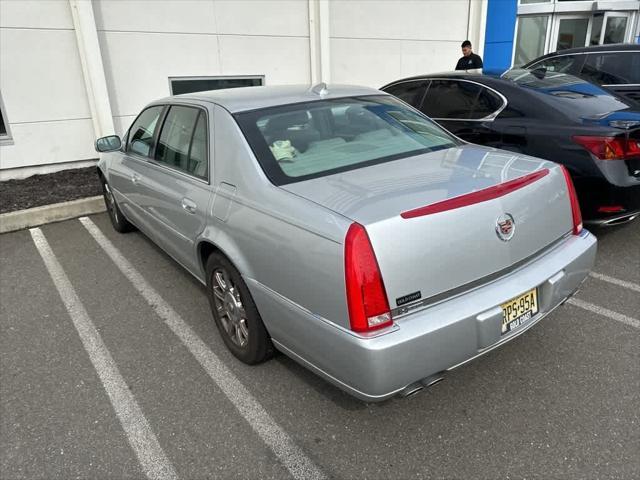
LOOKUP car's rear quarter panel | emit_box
[201,106,353,341]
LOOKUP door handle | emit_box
[181,198,197,214]
[131,173,141,185]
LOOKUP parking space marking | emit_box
[589,272,640,293]
[567,297,640,330]
[29,227,178,480]
[79,217,327,480]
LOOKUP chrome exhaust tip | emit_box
[400,382,424,398]
[399,374,445,398]
[600,213,638,227]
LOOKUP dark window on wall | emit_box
[169,76,264,95]
[0,91,11,142]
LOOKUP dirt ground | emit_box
[0,167,102,214]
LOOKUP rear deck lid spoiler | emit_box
[400,169,550,219]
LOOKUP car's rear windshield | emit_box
[234,95,460,185]
[502,69,632,117]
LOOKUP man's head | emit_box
[461,40,472,57]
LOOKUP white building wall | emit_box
[93,0,311,136]
[0,0,96,172]
[0,0,477,177]
[329,0,471,87]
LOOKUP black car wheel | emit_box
[205,252,274,365]
[100,174,135,233]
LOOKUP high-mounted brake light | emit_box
[344,223,392,332]
[572,135,640,160]
[560,166,583,235]
[401,169,549,219]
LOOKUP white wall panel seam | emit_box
[68,0,115,137]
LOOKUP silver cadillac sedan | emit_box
[95,84,597,401]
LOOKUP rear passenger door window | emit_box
[155,105,209,180]
[383,81,427,108]
[421,80,502,120]
[580,52,640,85]
[127,106,163,157]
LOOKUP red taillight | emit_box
[572,135,640,160]
[560,166,583,235]
[598,205,625,213]
[344,223,392,332]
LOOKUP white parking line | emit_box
[589,272,640,293]
[29,228,177,480]
[567,297,640,330]
[79,217,326,480]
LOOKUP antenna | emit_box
[310,82,329,96]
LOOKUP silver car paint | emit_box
[98,85,596,401]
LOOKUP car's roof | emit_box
[381,71,508,90]
[524,43,640,66]
[156,84,386,113]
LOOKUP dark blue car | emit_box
[382,69,640,225]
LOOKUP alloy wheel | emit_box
[212,268,249,347]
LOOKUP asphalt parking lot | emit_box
[1,213,638,480]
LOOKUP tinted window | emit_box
[189,113,208,179]
[502,70,631,117]
[421,80,502,119]
[383,81,427,107]
[528,55,580,73]
[580,52,640,85]
[235,95,459,185]
[170,76,263,95]
[155,106,208,179]
[127,106,163,157]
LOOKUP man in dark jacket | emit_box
[455,40,483,70]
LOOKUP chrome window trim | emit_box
[127,102,212,186]
[382,77,508,122]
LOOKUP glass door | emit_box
[551,15,590,51]
[600,12,631,44]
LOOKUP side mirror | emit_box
[95,135,122,152]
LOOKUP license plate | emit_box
[500,288,539,334]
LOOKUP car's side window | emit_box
[127,106,163,158]
[154,105,209,180]
[580,52,640,85]
[188,112,208,180]
[421,80,500,120]
[529,55,579,74]
[383,81,427,108]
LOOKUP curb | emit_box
[0,196,106,234]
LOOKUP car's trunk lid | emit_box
[282,145,573,306]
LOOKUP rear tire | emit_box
[205,252,274,365]
[99,174,135,233]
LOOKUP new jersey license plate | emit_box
[501,288,539,334]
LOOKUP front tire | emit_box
[99,175,135,233]
[205,252,274,365]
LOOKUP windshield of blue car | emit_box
[235,95,460,185]
[502,69,632,117]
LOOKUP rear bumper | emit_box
[575,178,640,223]
[251,230,597,402]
